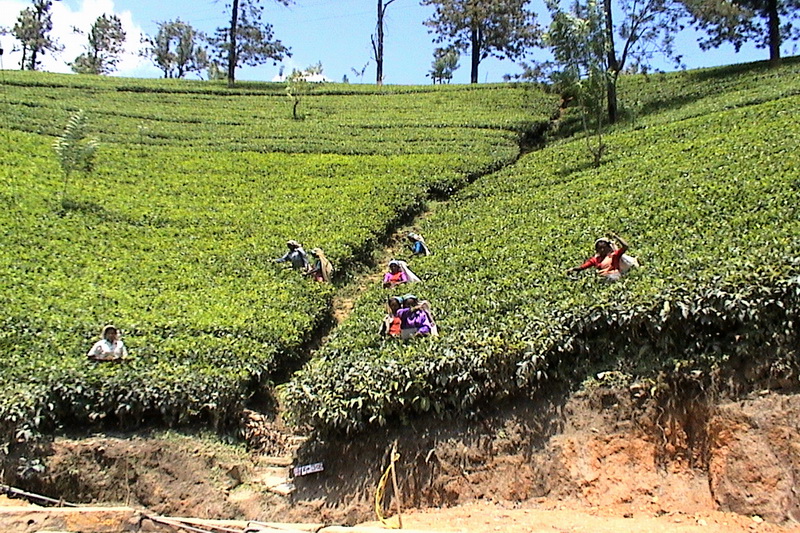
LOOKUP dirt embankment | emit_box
[289,384,800,526]
[7,384,800,531]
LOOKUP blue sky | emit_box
[0,0,788,85]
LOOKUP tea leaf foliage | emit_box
[0,73,555,444]
[281,58,800,434]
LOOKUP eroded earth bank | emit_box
[5,379,800,532]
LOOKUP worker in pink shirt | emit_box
[382,260,420,288]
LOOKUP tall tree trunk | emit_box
[470,25,480,83]
[92,46,100,74]
[766,0,781,66]
[227,0,239,87]
[606,76,618,126]
[376,0,384,85]
[374,0,395,85]
[603,0,618,124]
[30,0,46,71]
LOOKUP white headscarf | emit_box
[408,232,431,256]
[390,259,421,283]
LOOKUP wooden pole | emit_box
[0,484,78,507]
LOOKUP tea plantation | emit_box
[1,59,798,445]
[0,73,556,443]
[282,59,800,433]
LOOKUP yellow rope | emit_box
[375,445,401,528]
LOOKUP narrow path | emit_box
[265,110,563,442]
[325,105,566,330]
[331,205,438,325]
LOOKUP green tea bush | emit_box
[1,72,554,156]
[618,57,800,129]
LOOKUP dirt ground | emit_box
[3,493,795,533]
[359,499,800,533]
[5,384,800,532]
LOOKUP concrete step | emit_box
[287,435,308,446]
[257,455,294,467]
[266,481,296,496]
[252,467,295,496]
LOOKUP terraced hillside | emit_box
[0,58,798,455]
[0,73,557,443]
[282,59,800,434]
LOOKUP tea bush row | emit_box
[1,71,555,156]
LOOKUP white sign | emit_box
[293,462,324,477]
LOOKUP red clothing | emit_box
[388,317,401,336]
[580,247,625,277]
[380,315,401,337]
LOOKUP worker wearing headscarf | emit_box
[383,259,421,288]
[379,296,404,337]
[308,248,334,283]
[567,233,638,281]
[396,294,433,339]
[407,232,431,256]
[275,240,310,271]
[87,325,128,361]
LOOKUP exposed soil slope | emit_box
[10,385,800,531]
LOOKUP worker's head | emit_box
[287,240,301,249]
[387,296,403,313]
[102,325,118,341]
[388,260,401,273]
[594,238,613,257]
[402,294,418,307]
[310,248,321,257]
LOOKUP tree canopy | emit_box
[536,0,686,123]
[141,19,208,79]
[71,14,127,75]
[210,0,292,86]
[429,46,460,83]
[10,0,62,71]
[422,0,540,83]
[681,0,800,64]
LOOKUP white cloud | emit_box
[0,0,156,76]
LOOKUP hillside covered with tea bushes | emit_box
[0,74,557,443]
[0,59,798,445]
[282,59,800,434]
